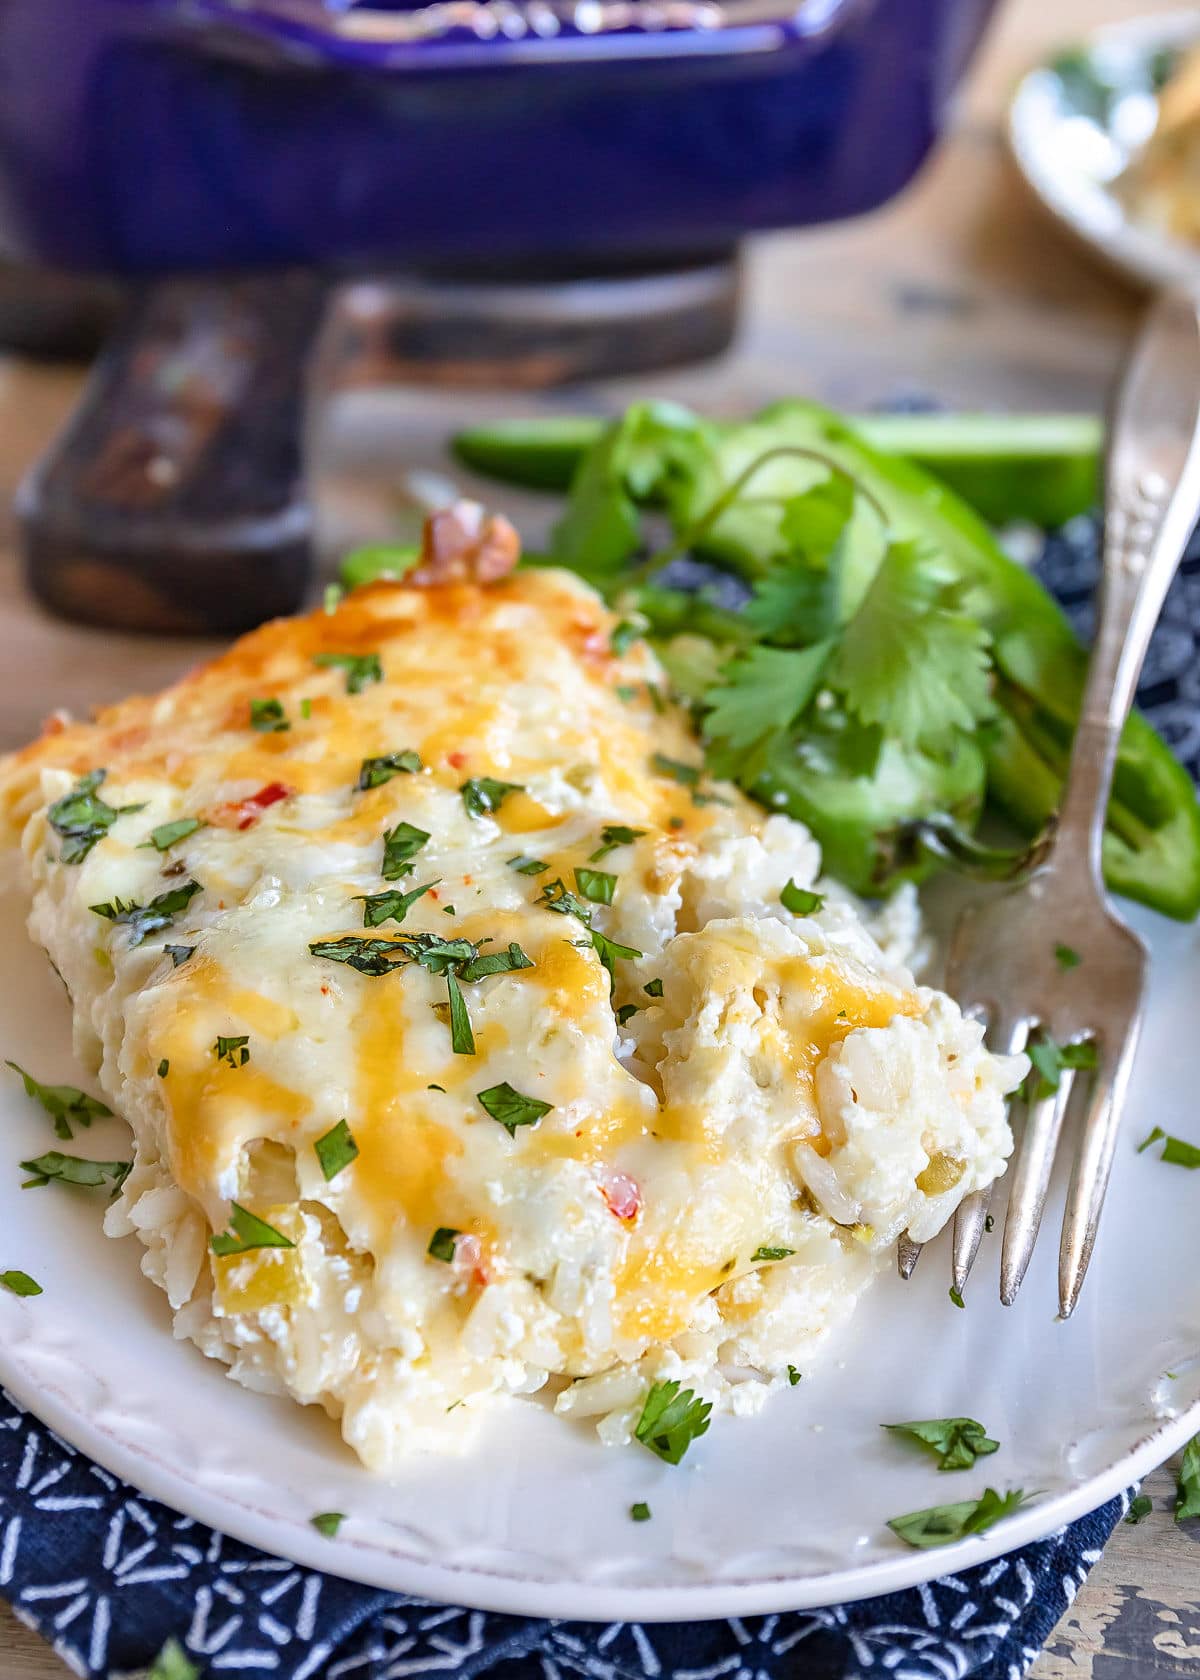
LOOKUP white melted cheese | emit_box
[0,570,1024,1468]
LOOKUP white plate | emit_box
[1,879,1199,1622]
[1009,12,1200,293]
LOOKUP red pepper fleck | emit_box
[207,782,292,830]
[447,751,468,770]
[453,1232,490,1287]
[600,1172,642,1222]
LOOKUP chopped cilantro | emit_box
[323,583,343,614]
[537,876,592,920]
[1024,1036,1098,1101]
[476,1081,553,1135]
[780,880,824,915]
[616,1004,641,1025]
[382,821,431,880]
[359,751,421,789]
[588,824,647,862]
[314,1119,359,1182]
[157,1059,169,1078]
[0,1271,41,1297]
[635,1379,711,1465]
[312,651,383,694]
[446,972,475,1054]
[788,1365,802,1386]
[507,855,549,875]
[310,1511,345,1538]
[575,866,617,906]
[1055,942,1081,970]
[213,1035,250,1069]
[146,1637,199,1680]
[887,1487,1031,1549]
[357,879,438,927]
[630,1501,651,1523]
[250,697,289,733]
[615,684,639,703]
[610,619,642,656]
[459,942,534,981]
[428,1227,460,1262]
[588,927,643,982]
[139,818,203,851]
[210,1203,295,1256]
[300,698,313,720]
[650,752,701,788]
[90,880,201,947]
[883,1417,999,1473]
[5,1061,111,1140]
[309,936,407,976]
[949,1285,965,1309]
[461,777,524,818]
[1137,1126,1200,1168]
[752,1245,794,1262]
[47,769,142,865]
[1178,1436,1200,1522]
[1125,1494,1153,1525]
[644,978,664,998]
[20,1152,129,1191]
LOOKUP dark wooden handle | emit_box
[18,274,326,636]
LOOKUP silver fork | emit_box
[899,290,1200,1318]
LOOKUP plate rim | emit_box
[1008,8,1200,294]
[3,1336,1197,1622]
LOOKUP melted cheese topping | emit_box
[0,568,1022,1466]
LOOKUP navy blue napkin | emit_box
[3,514,1189,1680]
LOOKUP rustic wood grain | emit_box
[1,0,1198,1672]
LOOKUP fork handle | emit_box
[1056,291,1200,882]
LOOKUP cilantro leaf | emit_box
[359,751,421,789]
[635,1379,712,1465]
[650,752,701,788]
[428,1227,460,1262]
[887,1487,1031,1549]
[883,1417,1000,1473]
[314,1119,358,1182]
[312,651,383,694]
[90,880,202,947]
[630,1501,652,1522]
[213,1035,250,1069]
[537,877,593,920]
[610,620,642,656]
[461,777,523,818]
[589,825,646,862]
[6,1060,111,1140]
[47,769,141,865]
[1055,942,1081,970]
[382,821,431,880]
[589,928,643,981]
[250,697,289,733]
[787,1365,802,1386]
[1136,1126,1200,1168]
[357,879,438,927]
[702,641,834,762]
[1125,1494,1152,1524]
[741,478,853,644]
[1177,1436,1200,1522]
[210,1203,295,1256]
[20,1152,129,1191]
[780,880,824,915]
[477,1082,553,1135]
[751,1245,794,1262]
[575,867,617,906]
[0,1271,42,1297]
[831,541,993,751]
[644,978,664,997]
[310,1511,346,1539]
[139,818,203,852]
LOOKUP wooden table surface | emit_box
[2,0,1200,1672]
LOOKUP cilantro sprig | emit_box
[888,1487,1032,1549]
[20,1152,130,1191]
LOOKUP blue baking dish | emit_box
[0,0,999,276]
